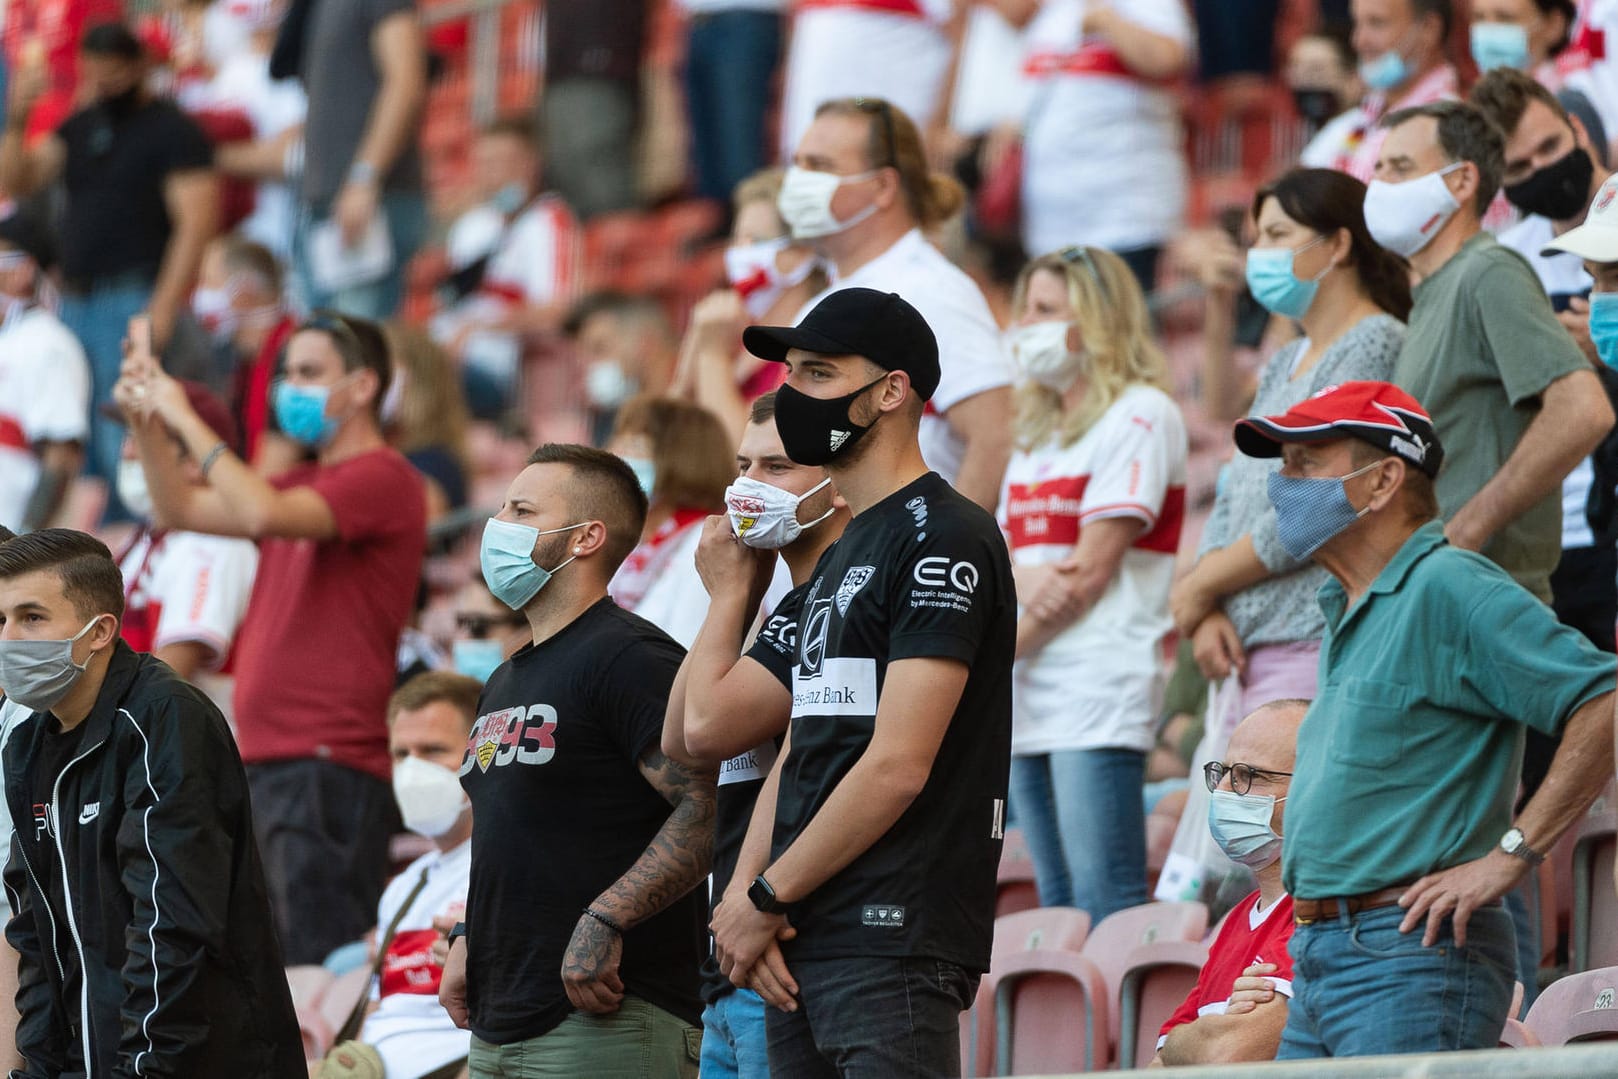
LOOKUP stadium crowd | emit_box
[5,0,1618,1076]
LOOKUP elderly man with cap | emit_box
[1232,380,1616,1058]
[708,287,1015,1076]
[0,207,89,533]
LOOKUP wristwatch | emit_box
[447,921,468,947]
[1499,827,1545,866]
[747,875,792,915]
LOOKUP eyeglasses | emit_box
[1203,761,1293,796]
[851,97,898,169]
[1057,245,1110,301]
[456,613,524,639]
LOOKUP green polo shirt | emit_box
[1281,521,1613,900]
[1393,232,1589,603]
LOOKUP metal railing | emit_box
[1081,1042,1618,1078]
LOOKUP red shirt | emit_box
[231,447,426,780]
[1159,891,1295,1043]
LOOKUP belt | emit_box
[1293,886,1409,925]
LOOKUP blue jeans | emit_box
[292,190,427,320]
[700,988,769,1079]
[1280,902,1516,1057]
[59,276,153,518]
[1505,873,1540,1014]
[685,11,782,204]
[765,955,978,1078]
[1009,749,1148,922]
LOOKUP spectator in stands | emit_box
[115,310,427,966]
[998,245,1188,921]
[540,2,648,219]
[1152,699,1307,1067]
[1,21,217,513]
[450,573,529,683]
[1306,0,1457,181]
[672,168,823,441]
[782,97,1014,511]
[1562,1,1618,144]
[666,390,848,1079]
[567,292,682,446]
[1173,168,1405,747]
[432,115,580,422]
[1231,380,1616,1057]
[1372,101,1612,603]
[1014,0,1193,290]
[0,1,121,143]
[1469,0,1578,77]
[437,444,714,1075]
[111,381,257,722]
[317,672,479,1079]
[681,0,783,209]
[284,0,427,320]
[1292,28,1368,161]
[606,396,749,647]
[0,208,90,533]
[0,528,305,1076]
[384,322,472,523]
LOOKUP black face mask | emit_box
[1292,88,1340,129]
[1505,146,1596,221]
[96,84,143,121]
[773,373,889,466]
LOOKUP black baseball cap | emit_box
[742,287,941,401]
[0,207,55,272]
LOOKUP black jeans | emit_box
[765,955,979,1078]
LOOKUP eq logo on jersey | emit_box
[461,703,560,774]
[912,556,979,594]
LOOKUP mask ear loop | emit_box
[790,475,837,532]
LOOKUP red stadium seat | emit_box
[1572,805,1618,972]
[993,949,1112,1075]
[1523,966,1618,1045]
[1116,938,1211,1069]
[965,907,1092,1076]
[996,828,1040,917]
[1499,1017,1542,1048]
[1082,900,1210,1054]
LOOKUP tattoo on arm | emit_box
[592,748,717,930]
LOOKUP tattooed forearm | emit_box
[591,748,717,930]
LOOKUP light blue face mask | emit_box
[479,517,583,611]
[622,456,657,498]
[272,379,341,448]
[491,182,526,216]
[1267,460,1383,561]
[1470,22,1531,72]
[452,637,506,683]
[1245,237,1330,320]
[1207,788,1285,870]
[1589,292,1618,370]
[1359,47,1409,92]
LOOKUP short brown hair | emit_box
[525,443,649,571]
[481,112,539,148]
[295,311,392,418]
[0,528,124,621]
[814,97,965,228]
[1383,100,1505,214]
[1469,66,1571,143]
[0,524,13,544]
[219,234,283,297]
[610,396,733,513]
[748,391,777,426]
[387,671,483,733]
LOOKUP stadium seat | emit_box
[1499,1017,1542,1048]
[286,965,336,1060]
[1082,900,1210,1053]
[1572,807,1618,972]
[964,907,1092,1075]
[996,828,1040,917]
[1116,938,1211,1069]
[993,949,1112,1075]
[1523,966,1618,1045]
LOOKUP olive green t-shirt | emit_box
[1392,232,1588,603]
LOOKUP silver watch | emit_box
[1499,827,1545,865]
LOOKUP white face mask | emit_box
[0,617,105,714]
[725,474,834,549]
[725,238,817,319]
[1363,162,1464,258]
[585,361,636,410]
[777,165,882,240]
[392,755,470,838]
[117,459,154,520]
[1010,321,1086,393]
[192,285,237,341]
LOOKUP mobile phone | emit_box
[129,314,152,358]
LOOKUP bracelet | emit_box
[199,441,230,481]
[347,160,378,186]
[582,907,625,935]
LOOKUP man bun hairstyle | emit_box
[0,528,124,622]
[815,97,966,228]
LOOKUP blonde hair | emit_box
[1011,247,1169,450]
[814,98,965,228]
[383,322,472,475]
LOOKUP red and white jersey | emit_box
[0,307,89,529]
[999,385,1186,754]
[1020,0,1192,253]
[1158,890,1295,1048]
[1566,1,1618,139]
[1314,63,1458,184]
[118,528,259,669]
[360,840,471,1077]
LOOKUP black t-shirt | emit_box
[57,100,214,282]
[23,715,87,1064]
[749,472,1015,973]
[699,732,780,1004]
[458,598,703,1043]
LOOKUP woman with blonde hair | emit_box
[998,244,1188,920]
[382,322,472,524]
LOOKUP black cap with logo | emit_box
[742,287,941,402]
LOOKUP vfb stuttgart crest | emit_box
[835,565,875,615]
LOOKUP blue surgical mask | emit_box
[1590,292,1618,369]
[479,517,582,611]
[452,637,507,683]
[1359,47,1408,92]
[622,456,656,498]
[491,182,526,216]
[1267,460,1383,561]
[272,380,340,448]
[1207,788,1285,870]
[1471,22,1531,72]
[1245,238,1330,320]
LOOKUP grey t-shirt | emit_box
[1392,231,1590,603]
[1200,313,1404,649]
[300,0,423,206]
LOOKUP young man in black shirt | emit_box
[663,391,850,1077]
[438,444,716,1077]
[707,288,1016,1076]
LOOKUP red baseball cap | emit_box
[1234,380,1444,478]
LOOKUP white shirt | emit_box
[203,51,308,260]
[808,229,1016,483]
[0,307,90,529]
[359,839,472,1078]
[1568,1,1618,143]
[627,522,794,649]
[999,385,1187,754]
[950,5,1034,136]
[1299,108,1364,169]
[1019,0,1193,253]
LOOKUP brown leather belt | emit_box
[1293,886,1409,925]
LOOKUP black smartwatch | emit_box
[747,874,792,915]
[447,921,468,946]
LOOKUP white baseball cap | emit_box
[1542,174,1618,263]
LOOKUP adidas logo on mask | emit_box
[829,430,851,451]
